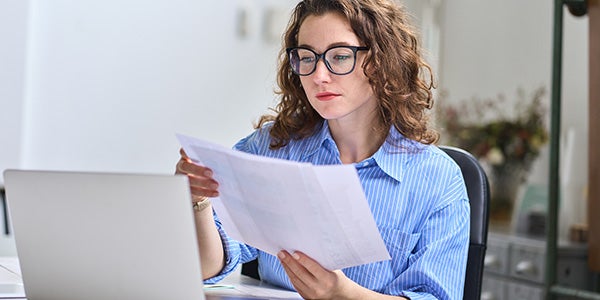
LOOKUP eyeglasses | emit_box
[286,46,369,76]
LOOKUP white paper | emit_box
[205,275,303,299]
[177,134,390,270]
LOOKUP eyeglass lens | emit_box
[288,46,360,76]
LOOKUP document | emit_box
[205,275,303,299]
[177,134,391,270]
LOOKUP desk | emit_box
[204,271,302,299]
[0,257,302,300]
[0,257,24,299]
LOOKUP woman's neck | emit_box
[328,117,387,164]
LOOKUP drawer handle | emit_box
[481,291,495,300]
[484,255,499,267]
[515,260,538,276]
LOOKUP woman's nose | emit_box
[311,60,331,83]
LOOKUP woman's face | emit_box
[296,13,377,125]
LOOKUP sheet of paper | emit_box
[205,276,303,299]
[177,134,391,270]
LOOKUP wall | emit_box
[1,0,297,179]
[0,0,28,255]
[0,0,28,182]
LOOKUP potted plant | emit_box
[436,86,550,222]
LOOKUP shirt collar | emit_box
[373,127,425,183]
[301,122,424,182]
[300,121,338,160]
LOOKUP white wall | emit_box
[438,0,554,101]
[0,0,29,181]
[0,0,297,179]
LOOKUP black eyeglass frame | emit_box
[286,46,369,76]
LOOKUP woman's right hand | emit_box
[175,148,220,201]
[176,148,225,279]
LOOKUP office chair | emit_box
[440,145,490,300]
[241,146,490,300]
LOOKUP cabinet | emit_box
[481,232,593,300]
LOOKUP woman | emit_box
[176,0,470,299]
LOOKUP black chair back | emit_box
[241,146,491,300]
[440,146,490,300]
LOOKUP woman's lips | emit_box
[316,92,340,101]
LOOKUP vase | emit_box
[488,162,528,225]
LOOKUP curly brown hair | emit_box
[256,0,438,149]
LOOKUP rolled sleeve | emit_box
[203,210,259,284]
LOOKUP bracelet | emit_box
[192,198,211,212]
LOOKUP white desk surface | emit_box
[0,257,302,300]
[205,272,302,299]
[0,257,25,299]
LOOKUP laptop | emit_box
[2,169,206,300]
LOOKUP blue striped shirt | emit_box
[206,121,470,299]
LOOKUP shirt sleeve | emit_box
[203,209,259,284]
[391,165,471,299]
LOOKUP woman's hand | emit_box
[277,250,351,299]
[175,148,219,200]
[278,251,407,300]
[175,148,225,278]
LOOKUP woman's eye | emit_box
[333,54,351,62]
[299,56,315,63]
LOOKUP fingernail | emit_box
[204,170,212,176]
[210,183,218,189]
[292,252,300,260]
[277,251,286,259]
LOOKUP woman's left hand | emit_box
[277,250,350,299]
